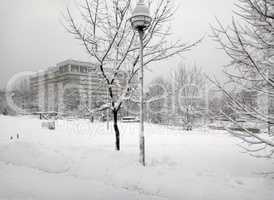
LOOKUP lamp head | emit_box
[130,0,152,31]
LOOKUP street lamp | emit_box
[130,0,152,166]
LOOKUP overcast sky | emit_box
[0,0,235,89]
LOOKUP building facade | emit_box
[30,59,124,115]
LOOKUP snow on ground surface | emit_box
[0,115,273,200]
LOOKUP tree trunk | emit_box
[113,110,120,151]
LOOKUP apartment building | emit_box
[30,59,124,114]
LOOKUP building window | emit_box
[80,66,87,73]
[59,66,63,73]
[71,65,79,72]
[64,65,69,72]
[59,65,69,73]
[88,67,95,72]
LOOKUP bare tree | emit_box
[63,88,81,114]
[145,76,171,124]
[210,0,274,157]
[63,0,201,150]
[170,64,206,129]
[143,64,207,128]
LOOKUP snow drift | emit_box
[0,141,69,173]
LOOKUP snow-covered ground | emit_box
[0,115,273,200]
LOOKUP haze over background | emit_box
[0,0,235,89]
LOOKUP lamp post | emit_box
[130,0,152,166]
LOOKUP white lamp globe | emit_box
[130,0,152,31]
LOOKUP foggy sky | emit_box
[0,0,235,89]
